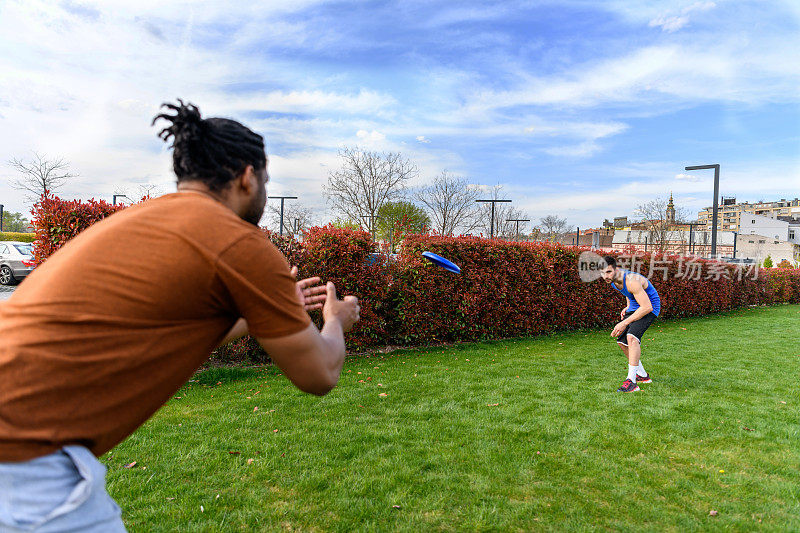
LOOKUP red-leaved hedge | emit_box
[30,194,124,265]
[301,225,393,349]
[390,235,788,345]
[29,196,800,362]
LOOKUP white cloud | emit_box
[216,90,397,117]
[543,141,602,158]
[416,135,431,143]
[355,130,387,145]
[675,173,701,182]
[649,15,690,32]
[648,2,717,33]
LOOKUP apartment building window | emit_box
[790,231,795,239]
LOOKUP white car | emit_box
[0,241,35,285]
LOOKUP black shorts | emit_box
[617,311,657,345]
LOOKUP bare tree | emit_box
[8,152,76,203]
[527,226,543,241]
[501,206,533,241]
[268,201,315,237]
[137,183,164,199]
[538,214,570,241]
[324,147,418,236]
[415,171,481,236]
[635,198,690,253]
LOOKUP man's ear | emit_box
[236,165,257,194]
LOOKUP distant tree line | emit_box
[323,146,572,242]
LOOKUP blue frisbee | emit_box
[422,251,461,274]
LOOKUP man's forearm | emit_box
[218,318,248,347]
[624,306,651,324]
[319,318,347,381]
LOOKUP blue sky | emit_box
[1,0,799,230]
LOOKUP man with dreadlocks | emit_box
[0,100,360,531]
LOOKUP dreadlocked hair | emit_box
[152,99,266,192]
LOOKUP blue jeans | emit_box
[0,445,125,532]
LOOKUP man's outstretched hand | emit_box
[291,266,327,311]
[323,282,360,333]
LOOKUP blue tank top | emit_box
[611,271,661,316]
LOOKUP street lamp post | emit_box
[0,204,4,232]
[268,196,297,235]
[112,195,130,206]
[476,199,511,239]
[506,218,530,241]
[685,164,720,257]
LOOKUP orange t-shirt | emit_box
[0,192,310,462]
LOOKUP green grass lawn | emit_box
[104,305,800,532]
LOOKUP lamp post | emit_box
[685,164,720,257]
[268,196,297,235]
[112,194,130,206]
[506,218,530,241]
[476,199,511,239]
[0,204,3,232]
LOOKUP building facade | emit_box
[698,198,800,232]
[611,229,735,257]
[736,235,798,265]
[738,212,800,244]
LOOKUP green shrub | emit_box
[0,231,35,242]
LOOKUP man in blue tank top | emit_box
[601,255,661,392]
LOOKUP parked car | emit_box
[0,241,35,285]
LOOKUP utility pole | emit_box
[292,218,300,235]
[0,204,3,232]
[506,218,530,241]
[113,195,130,206]
[268,196,297,235]
[476,199,511,239]
[576,226,580,248]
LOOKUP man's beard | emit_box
[243,181,266,225]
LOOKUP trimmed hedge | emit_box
[31,194,124,265]
[214,231,800,363]
[302,225,393,349]
[0,232,35,242]
[390,235,782,345]
[26,195,800,362]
